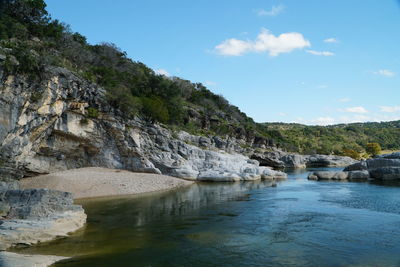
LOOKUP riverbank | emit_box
[20,167,194,199]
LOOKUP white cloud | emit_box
[317,84,328,89]
[313,117,336,125]
[343,106,368,114]
[371,69,395,77]
[255,5,285,17]
[306,50,335,56]
[338,115,371,124]
[215,28,311,57]
[279,112,287,116]
[205,81,217,86]
[155,69,170,76]
[291,113,400,126]
[338,97,351,102]
[215,38,252,56]
[379,106,400,113]
[324,38,339,43]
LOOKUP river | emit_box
[12,168,400,266]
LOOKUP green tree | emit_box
[141,97,169,124]
[342,149,362,160]
[366,142,381,157]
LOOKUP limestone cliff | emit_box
[0,67,286,181]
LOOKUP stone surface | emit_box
[308,171,349,180]
[343,161,368,171]
[366,158,400,169]
[252,151,356,169]
[0,188,86,250]
[0,251,67,267]
[310,153,400,182]
[369,167,400,180]
[347,170,370,180]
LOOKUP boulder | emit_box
[343,161,368,171]
[251,151,356,169]
[311,156,400,182]
[369,167,400,180]
[281,154,307,168]
[309,171,349,180]
[0,188,86,250]
[306,154,356,168]
[347,170,370,180]
[366,158,400,169]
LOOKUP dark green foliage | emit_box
[366,142,382,156]
[141,97,169,124]
[341,149,362,160]
[87,107,99,118]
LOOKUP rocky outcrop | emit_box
[0,67,286,182]
[309,152,400,181]
[0,251,67,267]
[308,170,370,181]
[252,151,356,169]
[0,187,86,251]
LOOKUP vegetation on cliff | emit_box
[0,0,399,157]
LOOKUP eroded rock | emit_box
[0,188,86,251]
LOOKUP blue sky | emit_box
[46,0,400,125]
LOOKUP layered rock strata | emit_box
[0,184,86,251]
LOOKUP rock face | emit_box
[0,187,86,251]
[0,251,67,267]
[308,170,370,181]
[252,151,356,169]
[0,67,286,182]
[309,152,400,181]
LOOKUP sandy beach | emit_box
[20,167,194,199]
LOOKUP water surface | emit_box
[14,168,400,266]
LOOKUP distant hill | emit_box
[259,121,400,154]
[1,0,399,156]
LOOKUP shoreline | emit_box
[20,167,195,199]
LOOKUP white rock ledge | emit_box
[0,251,68,267]
[0,210,86,251]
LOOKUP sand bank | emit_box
[20,167,194,199]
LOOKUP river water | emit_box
[13,168,400,266]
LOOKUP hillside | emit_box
[260,121,400,155]
[0,0,399,157]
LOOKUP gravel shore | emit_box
[20,167,194,199]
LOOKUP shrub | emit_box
[141,97,169,124]
[342,149,362,160]
[366,143,381,157]
[87,107,99,118]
